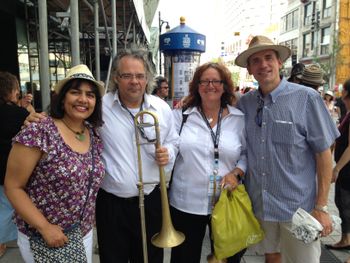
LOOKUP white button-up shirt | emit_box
[99,91,179,197]
[169,105,247,215]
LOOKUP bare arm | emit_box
[333,126,350,181]
[4,143,68,247]
[311,148,333,237]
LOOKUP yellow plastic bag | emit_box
[211,185,264,260]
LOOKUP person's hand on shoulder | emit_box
[23,111,47,127]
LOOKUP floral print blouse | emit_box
[13,117,105,236]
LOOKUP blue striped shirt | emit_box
[237,78,339,221]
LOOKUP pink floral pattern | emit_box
[13,117,105,236]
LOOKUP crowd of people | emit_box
[0,34,349,263]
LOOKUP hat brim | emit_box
[235,45,291,68]
[54,76,105,97]
[301,78,325,86]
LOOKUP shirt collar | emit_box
[112,90,155,110]
[270,77,288,103]
[183,104,243,117]
[257,77,288,104]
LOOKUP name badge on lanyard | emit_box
[199,107,223,214]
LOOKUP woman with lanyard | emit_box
[169,62,247,263]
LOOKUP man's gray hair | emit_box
[108,46,154,93]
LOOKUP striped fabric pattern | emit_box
[237,78,339,221]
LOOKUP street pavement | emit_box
[1,184,349,262]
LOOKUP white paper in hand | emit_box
[291,208,323,244]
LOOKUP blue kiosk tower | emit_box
[160,17,206,106]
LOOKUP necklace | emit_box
[61,119,86,141]
[207,116,213,123]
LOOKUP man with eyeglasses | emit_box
[235,35,339,263]
[152,76,169,100]
[95,46,179,262]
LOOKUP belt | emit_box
[101,186,160,203]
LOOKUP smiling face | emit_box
[63,81,96,122]
[247,49,282,90]
[198,67,224,105]
[115,56,147,108]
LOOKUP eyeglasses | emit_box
[255,97,264,127]
[119,73,146,81]
[199,80,223,87]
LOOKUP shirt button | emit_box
[261,156,265,160]
[261,139,265,143]
[262,173,266,176]
[262,122,266,126]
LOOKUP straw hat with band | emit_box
[299,64,325,86]
[54,64,105,97]
[235,35,291,68]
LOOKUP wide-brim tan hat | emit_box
[299,64,325,86]
[54,64,105,96]
[235,35,291,68]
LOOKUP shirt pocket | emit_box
[272,120,294,145]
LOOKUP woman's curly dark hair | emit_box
[183,62,236,108]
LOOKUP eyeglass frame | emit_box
[118,73,147,81]
[255,96,264,127]
[198,80,224,87]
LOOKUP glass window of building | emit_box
[303,33,312,57]
[304,3,313,26]
[321,26,330,55]
[323,0,332,18]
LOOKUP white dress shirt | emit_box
[169,105,247,215]
[99,91,179,197]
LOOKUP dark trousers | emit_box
[95,188,163,263]
[170,206,246,263]
[335,180,350,234]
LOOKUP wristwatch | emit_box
[314,205,329,213]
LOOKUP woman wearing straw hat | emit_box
[4,64,105,263]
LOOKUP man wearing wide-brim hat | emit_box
[297,63,326,90]
[235,35,339,263]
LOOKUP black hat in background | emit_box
[288,63,305,81]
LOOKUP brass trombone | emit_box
[134,110,185,263]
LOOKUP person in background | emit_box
[297,63,325,91]
[326,79,350,252]
[169,62,247,263]
[0,72,31,258]
[287,62,305,84]
[335,94,347,124]
[235,35,339,263]
[152,76,169,100]
[95,46,179,263]
[323,90,340,125]
[4,64,105,263]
